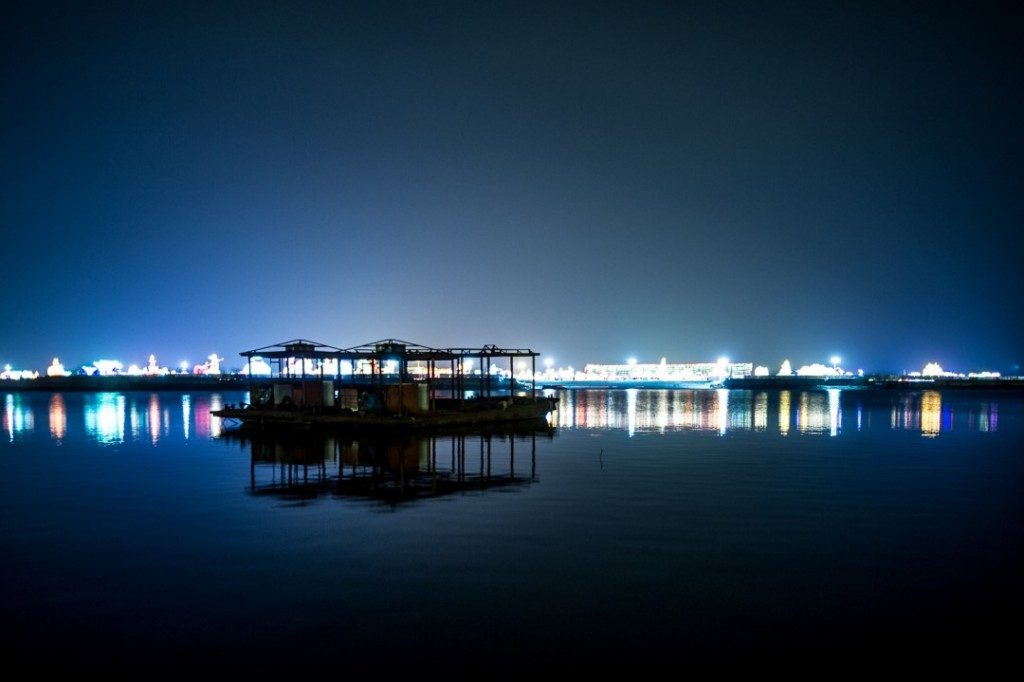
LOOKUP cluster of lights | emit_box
[1,353,224,380]
[1,365,39,381]
[570,356,753,383]
[907,362,1001,380]
[0,349,1007,383]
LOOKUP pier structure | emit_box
[226,338,552,427]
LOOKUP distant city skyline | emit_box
[2,3,1020,374]
[0,345,1009,378]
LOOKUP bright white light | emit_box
[47,358,70,377]
[144,354,169,376]
[93,359,123,376]
[1,365,39,381]
[717,356,729,365]
[544,358,554,368]
[778,360,793,376]
[830,355,842,366]
[627,357,637,366]
[241,357,272,376]
[754,366,770,377]
[796,363,841,377]
[205,353,222,375]
[179,361,189,371]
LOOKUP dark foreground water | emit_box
[2,388,1022,670]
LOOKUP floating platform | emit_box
[213,396,557,430]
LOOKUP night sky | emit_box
[2,1,1021,373]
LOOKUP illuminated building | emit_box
[86,359,124,376]
[47,358,70,377]
[1,365,39,380]
[145,355,170,376]
[796,363,843,377]
[578,359,753,383]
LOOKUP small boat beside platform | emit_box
[214,338,556,430]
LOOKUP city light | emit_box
[241,357,272,376]
[0,346,1016,384]
[1,365,39,380]
[796,363,841,377]
[90,360,123,376]
[46,358,70,377]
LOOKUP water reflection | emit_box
[0,389,1007,444]
[84,393,125,443]
[921,391,941,438]
[223,424,552,506]
[754,392,767,431]
[4,394,35,441]
[48,394,66,443]
[148,394,160,444]
[555,389,1002,437]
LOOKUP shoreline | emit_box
[0,375,248,392]
[3,375,1023,393]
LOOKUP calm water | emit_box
[2,388,1022,669]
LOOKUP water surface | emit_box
[2,388,1021,669]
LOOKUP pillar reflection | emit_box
[4,394,35,441]
[49,394,66,442]
[84,393,125,444]
[226,423,552,506]
[779,390,791,435]
[148,394,161,444]
[182,394,191,441]
[754,392,767,431]
[920,391,941,438]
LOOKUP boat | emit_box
[211,338,557,430]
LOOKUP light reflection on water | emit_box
[0,392,231,444]
[554,388,1002,437]
[0,386,1021,668]
[48,394,66,443]
[0,388,1009,443]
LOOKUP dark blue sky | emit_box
[2,1,1021,373]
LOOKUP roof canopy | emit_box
[241,338,539,361]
